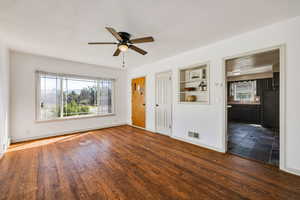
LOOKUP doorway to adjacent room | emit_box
[225,48,281,166]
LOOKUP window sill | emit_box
[35,113,116,123]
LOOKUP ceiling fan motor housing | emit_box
[118,32,131,43]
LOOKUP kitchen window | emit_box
[229,80,257,102]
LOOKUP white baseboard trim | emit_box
[126,124,157,133]
[130,124,147,130]
[7,137,11,147]
[127,123,224,153]
[147,128,156,132]
[171,135,225,153]
[282,167,300,176]
[11,123,127,143]
[9,122,300,177]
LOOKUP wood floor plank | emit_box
[111,126,297,199]
[1,125,300,200]
[118,126,300,190]
[108,128,267,199]
[91,133,217,200]
[102,128,244,199]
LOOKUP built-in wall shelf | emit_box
[178,63,210,104]
[179,91,208,94]
[180,78,207,83]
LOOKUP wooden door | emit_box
[132,77,146,128]
[156,72,172,135]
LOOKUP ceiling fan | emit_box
[88,27,154,56]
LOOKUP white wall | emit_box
[10,51,127,142]
[0,41,10,156]
[127,16,300,175]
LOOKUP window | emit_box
[230,80,256,102]
[37,71,114,121]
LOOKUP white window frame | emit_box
[230,80,257,102]
[35,71,115,122]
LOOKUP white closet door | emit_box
[156,72,172,135]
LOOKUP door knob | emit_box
[156,104,159,107]
[142,104,145,106]
[227,105,232,108]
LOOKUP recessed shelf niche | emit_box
[178,63,209,104]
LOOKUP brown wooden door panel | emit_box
[132,77,146,128]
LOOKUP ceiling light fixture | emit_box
[118,44,128,52]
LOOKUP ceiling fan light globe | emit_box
[118,44,128,52]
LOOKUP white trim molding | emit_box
[11,123,127,143]
[282,167,300,176]
[128,124,224,152]
[0,137,11,160]
[35,71,116,122]
[177,61,211,105]
[221,44,288,172]
[172,135,224,153]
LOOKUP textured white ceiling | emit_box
[0,0,299,68]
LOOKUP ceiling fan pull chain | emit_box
[122,52,126,68]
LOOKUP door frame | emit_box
[131,76,146,129]
[155,70,173,136]
[222,44,286,170]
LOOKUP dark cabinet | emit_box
[227,76,279,127]
[262,90,279,129]
[228,104,261,124]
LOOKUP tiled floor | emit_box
[228,122,279,166]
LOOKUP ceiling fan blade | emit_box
[105,27,122,41]
[129,45,147,55]
[88,42,117,45]
[130,36,154,44]
[113,48,121,56]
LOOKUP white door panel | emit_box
[156,72,172,135]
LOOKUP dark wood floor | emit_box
[1,126,300,200]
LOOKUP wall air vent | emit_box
[188,131,199,139]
